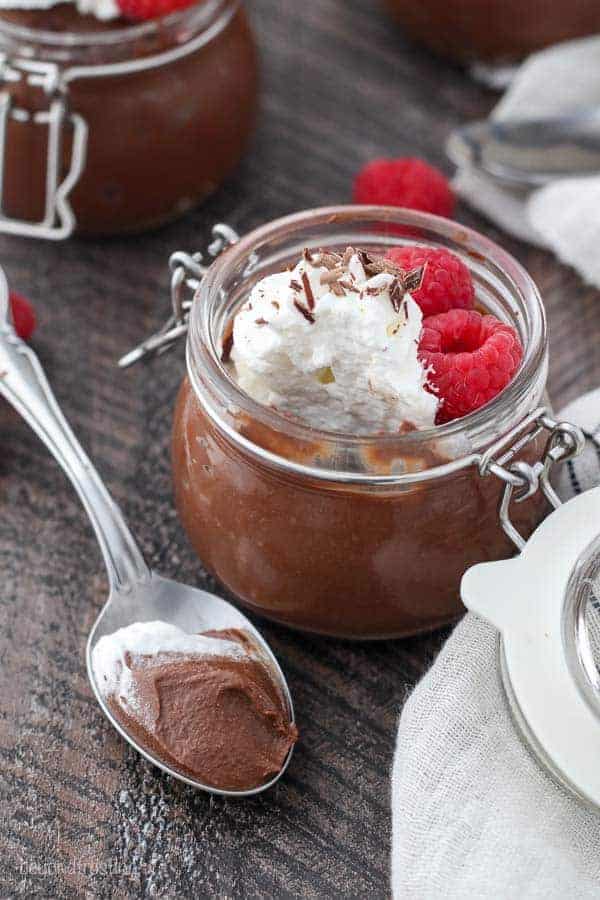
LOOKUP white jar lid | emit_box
[462,485,600,807]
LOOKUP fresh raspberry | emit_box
[385,245,474,317]
[353,158,455,218]
[10,292,36,341]
[419,309,523,424]
[117,0,194,21]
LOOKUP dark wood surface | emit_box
[1,1,600,897]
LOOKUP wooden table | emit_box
[1,1,599,897]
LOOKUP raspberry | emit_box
[117,0,194,21]
[385,246,474,317]
[419,309,523,424]
[353,158,455,218]
[9,292,36,341]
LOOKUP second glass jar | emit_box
[0,0,258,236]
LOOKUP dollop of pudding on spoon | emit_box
[230,247,439,434]
[92,621,297,791]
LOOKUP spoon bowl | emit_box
[0,271,295,798]
[447,110,600,188]
[87,573,295,796]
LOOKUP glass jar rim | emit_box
[0,0,232,49]
[188,205,548,484]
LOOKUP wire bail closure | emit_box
[477,409,585,551]
[118,222,584,537]
[118,224,240,369]
[0,56,87,240]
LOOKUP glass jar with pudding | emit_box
[161,207,572,639]
[383,0,600,65]
[0,0,258,237]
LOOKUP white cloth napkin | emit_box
[391,387,600,900]
[454,36,600,286]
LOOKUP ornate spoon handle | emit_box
[0,275,148,592]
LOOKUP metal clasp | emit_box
[0,56,87,240]
[118,224,239,369]
[478,408,585,551]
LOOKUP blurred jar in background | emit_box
[383,0,600,64]
[0,0,258,238]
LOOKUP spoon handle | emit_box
[0,293,149,593]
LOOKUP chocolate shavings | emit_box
[389,279,404,313]
[357,249,426,312]
[337,280,358,293]
[403,264,426,294]
[294,300,315,323]
[342,246,355,266]
[317,250,343,270]
[301,271,315,310]
[297,246,425,317]
[320,267,345,284]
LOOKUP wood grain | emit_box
[1,0,600,897]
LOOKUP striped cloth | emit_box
[392,388,600,900]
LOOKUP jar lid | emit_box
[462,485,600,806]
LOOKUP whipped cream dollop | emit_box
[0,0,120,20]
[230,248,439,433]
[75,0,119,20]
[92,620,247,728]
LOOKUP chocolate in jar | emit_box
[0,0,258,235]
[173,377,548,639]
[165,208,551,640]
[383,0,600,64]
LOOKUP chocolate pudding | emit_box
[92,621,297,791]
[169,220,551,639]
[173,377,547,638]
[385,0,600,62]
[0,0,258,235]
[384,0,600,64]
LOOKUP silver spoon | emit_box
[447,109,600,188]
[0,270,295,797]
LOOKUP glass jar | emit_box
[0,0,258,238]
[172,206,552,639]
[383,0,600,65]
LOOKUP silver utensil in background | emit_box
[447,110,600,188]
